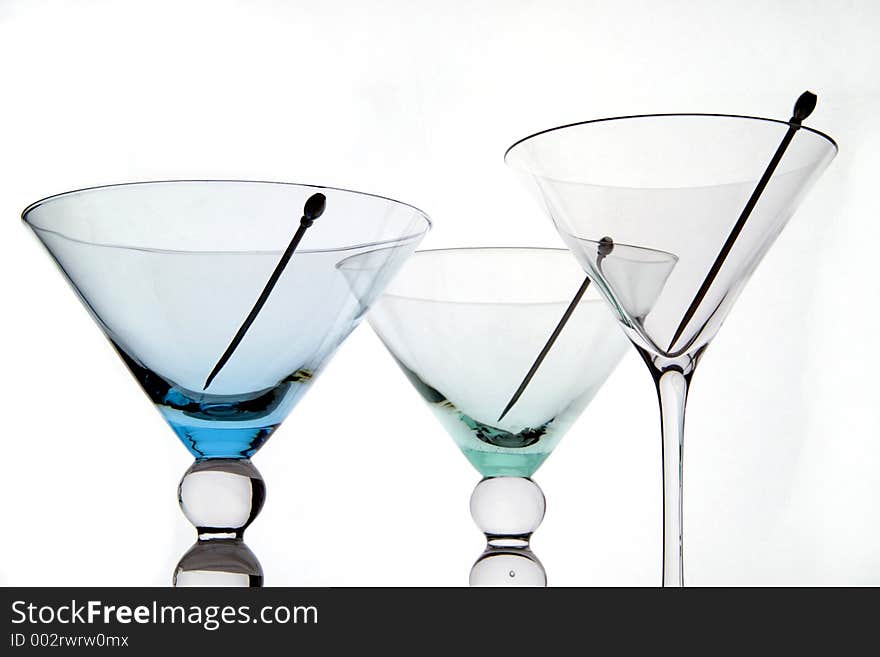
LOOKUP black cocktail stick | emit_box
[497,237,614,422]
[203,193,327,390]
[666,91,817,353]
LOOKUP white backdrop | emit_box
[1,0,878,586]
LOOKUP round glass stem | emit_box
[640,350,697,588]
[655,368,690,587]
[469,477,547,586]
[175,458,265,586]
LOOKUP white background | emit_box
[1,0,878,586]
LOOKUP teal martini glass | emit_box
[340,247,630,585]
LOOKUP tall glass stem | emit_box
[641,351,696,588]
[656,368,688,587]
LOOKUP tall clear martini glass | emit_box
[506,112,837,586]
[340,247,628,585]
[23,180,430,586]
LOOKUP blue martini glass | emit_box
[23,180,430,585]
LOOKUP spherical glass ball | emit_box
[174,539,263,587]
[470,549,547,586]
[178,459,265,536]
[469,477,545,538]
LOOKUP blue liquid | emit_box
[114,343,310,458]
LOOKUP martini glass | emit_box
[340,247,628,585]
[22,180,430,586]
[506,112,837,586]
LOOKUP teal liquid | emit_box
[429,401,559,477]
[396,358,565,477]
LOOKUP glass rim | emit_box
[21,178,433,254]
[378,246,605,306]
[415,242,678,262]
[560,233,679,263]
[412,245,567,256]
[504,112,839,164]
